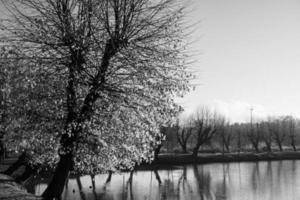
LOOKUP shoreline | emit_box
[3,151,300,172]
[138,151,300,169]
[2,151,300,176]
[1,151,300,199]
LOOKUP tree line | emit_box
[158,107,300,155]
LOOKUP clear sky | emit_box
[179,0,300,122]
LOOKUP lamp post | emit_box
[250,107,253,125]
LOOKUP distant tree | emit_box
[176,120,193,153]
[268,117,286,151]
[260,122,272,152]
[230,123,244,153]
[217,118,232,154]
[236,128,242,153]
[1,0,192,199]
[191,107,217,157]
[285,116,297,151]
[247,123,261,152]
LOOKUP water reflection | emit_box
[193,165,213,200]
[215,164,228,200]
[31,160,300,200]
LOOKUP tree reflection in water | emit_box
[29,160,300,200]
[125,171,134,200]
[178,166,193,199]
[154,169,162,185]
[193,164,214,200]
[251,162,260,192]
[76,177,86,200]
[215,164,230,200]
[160,170,179,200]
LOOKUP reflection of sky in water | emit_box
[31,160,300,200]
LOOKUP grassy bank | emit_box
[146,151,300,167]
[3,151,300,174]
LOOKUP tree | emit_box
[229,123,244,153]
[260,122,272,152]
[1,0,191,199]
[268,117,286,151]
[247,123,261,152]
[284,116,297,151]
[191,107,217,157]
[217,118,232,154]
[236,127,242,153]
[176,119,193,153]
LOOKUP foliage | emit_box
[0,0,192,173]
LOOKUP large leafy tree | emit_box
[0,0,192,199]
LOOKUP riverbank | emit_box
[139,151,300,169]
[1,151,300,199]
[0,173,42,200]
[3,151,300,172]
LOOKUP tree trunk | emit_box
[0,139,4,163]
[42,153,73,200]
[154,144,162,160]
[278,142,283,151]
[225,143,230,153]
[253,144,259,153]
[291,142,296,151]
[178,142,187,153]
[182,144,187,153]
[222,143,225,155]
[266,144,272,152]
[192,147,199,158]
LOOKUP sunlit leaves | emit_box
[1,0,192,174]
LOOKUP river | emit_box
[29,160,300,200]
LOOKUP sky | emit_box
[178,0,300,123]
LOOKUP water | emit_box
[31,160,300,200]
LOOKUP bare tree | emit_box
[176,119,193,153]
[217,118,232,154]
[260,122,272,152]
[191,107,217,157]
[247,123,261,152]
[268,117,286,151]
[230,123,244,153]
[285,116,297,151]
[236,128,242,153]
